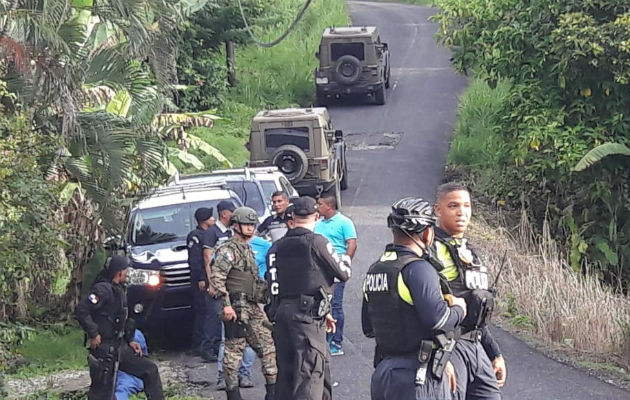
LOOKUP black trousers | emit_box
[371,355,452,400]
[88,341,164,400]
[450,339,501,400]
[273,301,332,400]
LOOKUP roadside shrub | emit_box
[434,0,630,290]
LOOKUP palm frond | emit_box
[573,143,630,172]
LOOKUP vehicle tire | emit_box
[374,82,386,105]
[340,157,348,191]
[334,55,362,85]
[334,177,342,209]
[271,145,308,183]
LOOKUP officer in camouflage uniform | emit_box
[210,206,277,400]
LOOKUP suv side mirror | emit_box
[104,235,124,251]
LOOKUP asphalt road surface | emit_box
[187,2,630,399]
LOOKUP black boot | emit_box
[265,383,276,400]
[226,388,243,400]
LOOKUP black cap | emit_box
[217,200,236,213]
[194,207,214,223]
[292,196,318,216]
[105,255,130,279]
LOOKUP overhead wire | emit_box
[236,0,314,48]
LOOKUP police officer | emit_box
[434,183,506,399]
[362,197,467,400]
[210,207,277,400]
[257,191,292,242]
[266,196,352,400]
[76,255,164,400]
[187,207,217,361]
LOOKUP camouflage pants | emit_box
[224,302,277,390]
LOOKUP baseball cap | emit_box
[194,207,214,223]
[291,196,318,216]
[217,200,236,213]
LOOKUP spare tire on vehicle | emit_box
[334,55,362,85]
[271,145,308,183]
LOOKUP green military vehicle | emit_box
[247,107,347,208]
[315,26,391,105]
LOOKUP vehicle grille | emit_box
[160,263,190,287]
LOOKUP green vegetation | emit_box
[177,0,349,172]
[9,326,85,377]
[434,0,630,290]
[0,0,349,378]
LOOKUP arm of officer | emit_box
[403,262,465,332]
[256,216,272,236]
[481,326,506,386]
[202,229,218,293]
[210,246,232,304]
[75,282,111,340]
[361,293,374,338]
[313,235,352,282]
[188,232,205,290]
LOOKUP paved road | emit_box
[185,2,630,399]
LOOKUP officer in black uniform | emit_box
[76,255,164,400]
[267,196,352,400]
[362,197,467,400]
[257,191,292,242]
[187,207,217,361]
[434,183,505,400]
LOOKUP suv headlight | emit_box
[127,268,161,287]
[316,77,328,84]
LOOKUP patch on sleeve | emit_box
[88,293,99,304]
[221,249,234,262]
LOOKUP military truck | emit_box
[247,107,347,208]
[315,26,390,105]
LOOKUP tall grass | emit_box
[447,77,511,168]
[471,210,630,369]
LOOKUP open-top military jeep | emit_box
[247,107,347,208]
[315,26,390,105]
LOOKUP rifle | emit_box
[490,250,508,296]
[108,310,127,400]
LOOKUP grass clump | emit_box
[8,325,85,377]
[470,209,630,371]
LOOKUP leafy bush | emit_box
[434,0,630,289]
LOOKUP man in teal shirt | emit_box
[315,194,357,356]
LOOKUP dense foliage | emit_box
[434,0,630,290]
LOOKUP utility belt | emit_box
[227,281,268,304]
[380,333,456,386]
[459,328,483,342]
[279,288,332,319]
[87,341,119,387]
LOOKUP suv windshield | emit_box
[265,127,310,156]
[129,198,239,246]
[225,181,266,217]
[331,43,365,61]
[259,180,278,202]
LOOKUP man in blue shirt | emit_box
[314,194,357,356]
[250,236,272,278]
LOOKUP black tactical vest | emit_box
[274,233,331,299]
[364,252,432,355]
[434,231,495,331]
[92,282,127,340]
